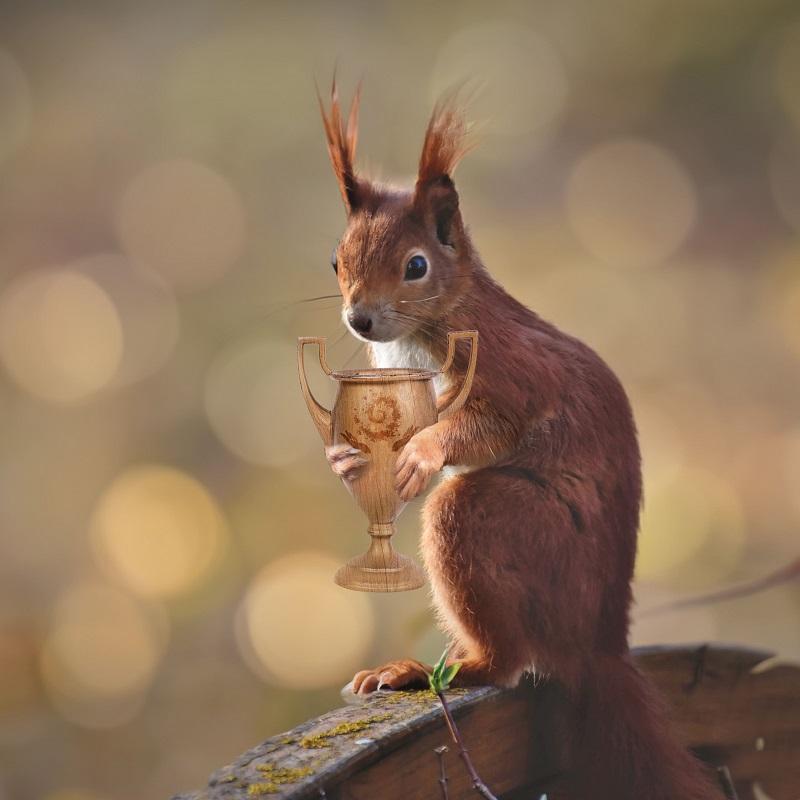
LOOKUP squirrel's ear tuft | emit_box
[317,76,362,214]
[416,90,473,185]
[415,91,474,247]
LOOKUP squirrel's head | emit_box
[319,80,474,343]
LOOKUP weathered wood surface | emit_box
[172,644,800,800]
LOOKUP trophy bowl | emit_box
[298,330,478,592]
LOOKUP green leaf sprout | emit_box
[428,647,461,693]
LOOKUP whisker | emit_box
[331,327,352,348]
[384,312,437,331]
[385,307,437,323]
[216,293,343,346]
[396,294,441,304]
[295,294,343,303]
[256,293,342,314]
[237,293,343,324]
[342,341,366,368]
[384,309,428,325]
[384,311,440,338]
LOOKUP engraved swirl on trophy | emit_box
[354,394,401,442]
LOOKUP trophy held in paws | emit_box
[298,330,478,592]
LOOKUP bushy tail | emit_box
[574,653,722,800]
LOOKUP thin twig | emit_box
[717,766,739,800]
[641,556,800,617]
[434,745,450,800]
[437,691,499,800]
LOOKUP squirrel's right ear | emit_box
[414,93,473,247]
[317,78,363,214]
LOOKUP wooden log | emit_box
[171,644,800,800]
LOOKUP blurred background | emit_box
[1,0,799,797]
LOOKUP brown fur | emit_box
[317,76,361,212]
[320,81,722,800]
[416,90,474,184]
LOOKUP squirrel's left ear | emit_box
[318,78,363,214]
[414,94,473,248]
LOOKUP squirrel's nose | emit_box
[348,310,373,335]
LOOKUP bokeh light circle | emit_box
[637,468,745,585]
[90,465,228,598]
[776,279,800,359]
[115,159,246,291]
[161,27,313,155]
[784,427,800,519]
[773,19,800,132]
[758,243,800,358]
[635,403,687,486]
[75,253,180,387]
[39,582,166,728]
[44,791,109,800]
[205,338,317,467]
[566,138,697,267]
[0,48,31,164]
[431,21,567,158]
[768,137,800,233]
[236,551,374,689]
[0,269,123,403]
[0,627,39,719]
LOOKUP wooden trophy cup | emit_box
[298,331,478,592]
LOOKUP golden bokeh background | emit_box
[1,1,799,798]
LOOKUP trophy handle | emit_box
[438,330,479,420]
[297,337,333,446]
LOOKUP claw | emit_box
[377,671,393,690]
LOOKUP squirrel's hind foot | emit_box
[349,659,431,695]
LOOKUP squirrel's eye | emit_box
[404,254,428,281]
[331,248,338,274]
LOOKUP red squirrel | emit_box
[318,81,722,800]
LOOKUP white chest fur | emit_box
[369,339,449,394]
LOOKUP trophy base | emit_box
[334,551,426,593]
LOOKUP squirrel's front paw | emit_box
[350,659,431,695]
[396,431,444,501]
[326,443,368,481]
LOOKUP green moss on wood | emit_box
[255,763,314,782]
[300,713,393,749]
[376,689,437,704]
[247,782,279,796]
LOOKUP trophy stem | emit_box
[334,523,426,593]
